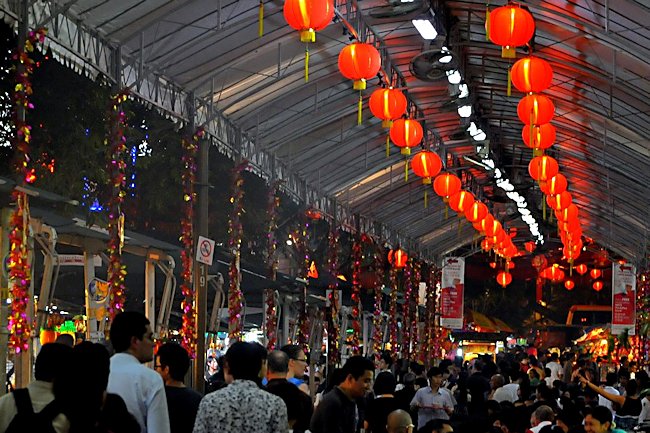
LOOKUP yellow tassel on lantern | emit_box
[258,1,264,37]
[404,160,408,182]
[386,135,390,158]
[353,79,367,91]
[305,46,309,82]
[485,6,490,41]
[542,197,547,220]
[445,204,448,219]
[507,66,512,96]
[502,45,516,58]
[357,92,363,126]
[424,189,428,208]
[569,260,573,276]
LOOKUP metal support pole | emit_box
[144,255,156,334]
[83,250,98,341]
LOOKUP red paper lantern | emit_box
[284,0,335,42]
[541,173,568,196]
[593,280,603,292]
[547,191,572,211]
[488,5,535,58]
[575,264,588,275]
[558,218,581,234]
[542,265,565,282]
[518,94,555,125]
[369,88,407,128]
[525,241,536,253]
[478,214,496,234]
[465,201,489,223]
[565,280,575,290]
[482,238,494,252]
[496,271,513,287]
[411,151,442,184]
[448,190,475,214]
[489,261,497,269]
[388,248,408,269]
[563,246,580,261]
[338,43,381,90]
[511,56,553,93]
[433,173,461,200]
[484,219,502,237]
[390,119,423,155]
[528,155,559,182]
[522,124,556,150]
[590,268,602,279]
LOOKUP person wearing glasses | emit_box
[386,409,414,433]
[281,344,310,395]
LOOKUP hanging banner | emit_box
[612,263,636,335]
[441,257,465,329]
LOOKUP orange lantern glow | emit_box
[565,280,575,290]
[507,261,515,269]
[489,261,497,269]
[388,248,408,269]
[524,241,536,253]
[478,214,496,234]
[411,151,442,184]
[593,280,603,291]
[482,238,494,252]
[369,88,407,128]
[564,247,580,261]
[522,123,556,150]
[433,173,461,200]
[590,268,602,279]
[496,271,512,287]
[465,201,489,223]
[338,42,382,90]
[543,265,565,282]
[517,94,555,125]
[511,56,553,94]
[541,173,568,196]
[488,5,535,58]
[547,191,572,211]
[448,190,475,214]
[558,218,581,234]
[390,119,423,156]
[528,155,559,182]
[575,264,588,275]
[484,219,502,237]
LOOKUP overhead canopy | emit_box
[3,0,649,261]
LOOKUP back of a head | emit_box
[55,333,74,347]
[280,344,303,360]
[387,409,413,433]
[325,368,346,392]
[374,371,397,395]
[226,341,263,381]
[626,378,638,396]
[410,362,425,376]
[403,372,417,387]
[421,419,450,433]
[268,350,290,375]
[109,311,150,353]
[342,356,375,380]
[590,406,613,426]
[381,352,393,367]
[158,343,191,382]
[35,343,73,382]
[492,374,505,388]
[415,377,429,388]
[605,372,618,387]
[473,360,484,372]
[550,353,559,361]
[534,405,555,423]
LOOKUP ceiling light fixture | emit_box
[412,19,438,40]
[439,46,452,64]
[457,105,472,118]
[446,69,461,84]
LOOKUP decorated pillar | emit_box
[372,247,385,361]
[264,184,280,350]
[401,260,413,360]
[327,227,340,365]
[348,234,362,354]
[227,161,247,341]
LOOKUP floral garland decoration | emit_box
[422,267,438,365]
[388,266,399,353]
[348,235,362,354]
[228,160,248,342]
[293,216,311,350]
[7,28,46,353]
[410,259,422,361]
[637,269,650,361]
[265,183,280,350]
[179,128,204,357]
[327,227,340,365]
[372,247,385,361]
[106,89,130,321]
[401,259,413,360]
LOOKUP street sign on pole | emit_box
[195,236,215,266]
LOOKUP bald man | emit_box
[386,409,414,433]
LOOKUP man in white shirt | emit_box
[599,372,620,413]
[528,405,554,433]
[107,312,170,433]
[489,374,519,404]
[545,353,563,383]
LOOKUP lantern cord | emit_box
[386,135,390,158]
[485,5,490,41]
[424,189,428,209]
[258,1,264,37]
[357,92,363,126]
[445,204,448,219]
[549,211,553,223]
[404,159,408,182]
[542,196,547,220]
[305,45,309,82]
[507,65,512,97]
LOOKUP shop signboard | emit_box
[441,257,465,329]
[611,263,636,335]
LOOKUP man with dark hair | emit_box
[193,342,287,433]
[0,343,72,432]
[310,355,375,433]
[410,367,455,430]
[598,372,620,413]
[155,343,202,433]
[420,418,454,433]
[378,351,394,373]
[106,311,169,433]
[280,344,310,394]
[265,350,313,433]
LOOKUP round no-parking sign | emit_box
[196,236,215,266]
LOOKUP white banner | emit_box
[612,263,636,335]
[440,257,465,329]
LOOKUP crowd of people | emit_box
[0,310,649,433]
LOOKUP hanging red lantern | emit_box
[411,151,442,184]
[496,271,513,287]
[481,238,494,252]
[338,42,382,91]
[388,248,408,269]
[488,4,535,58]
[369,87,408,128]
[556,204,578,221]
[507,261,515,269]
[524,241,536,253]
[433,173,461,201]
[465,201,489,223]
[563,246,580,261]
[484,219,502,237]
[541,173,568,196]
[558,218,581,234]
[590,268,602,279]
[517,94,555,125]
[575,264,588,275]
[448,190,475,214]
[547,191,572,211]
[522,124,556,150]
[593,280,603,292]
[390,119,423,156]
[528,155,559,182]
[511,56,553,93]
[565,280,575,290]
[489,261,497,269]
[478,214,496,234]
[542,265,565,282]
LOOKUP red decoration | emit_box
[541,173,568,196]
[372,248,385,360]
[327,228,339,364]
[228,160,249,341]
[542,265,565,282]
[433,172,462,202]
[388,248,408,269]
[575,264,588,275]
[390,119,423,156]
[590,268,602,279]
[388,267,399,352]
[522,123,556,150]
[547,191,572,211]
[593,280,604,291]
[448,190,475,214]
[497,271,512,287]
[401,260,413,360]
[517,94,555,125]
[488,4,535,58]
[565,280,575,290]
[528,155,559,182]
[369,87,408,128]
[556,204,578,222]
[411,151,442,184]
[465,201,488,223]
[525,241,536,253]
[348,236,362,354]
[283,0,334,42]
[484,219,502,237]
[511,56,553,93]
[265,289,278,351]
[338,42,382,90]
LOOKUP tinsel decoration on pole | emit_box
[422,267,439,366]
[430,268,442,361]
[298,287,310,353]
[411,260,422,361]
[178,128,204,358]
[348,235,362,354]
[327,227,340,365]
[293,216,311,349]
[106,89,130,321]
[637,269,650,362]
[265,289,278,350]
[264,183,281,350]
[388,266,399,353]
[228,160,248,342]
[401,260,413,360]
[7,28,46,353]
[372,248,385,361]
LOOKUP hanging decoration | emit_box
[388,247,408,269]
[565,279,575,290]
[283,0,335,82]
[575,264,588,275]
[591,268,602,279]
[178,128,204,357]
[410,259,422,362]
[327,227,340,365]
[522,123,556,152]
[264,183,281,350]
[496,271,512,287]
[338,42,382,125]
[228,160,248,341]
[298,287,310,352]
[517,94,555,125]
[265,289,278,351]
[106,89,130,322]
[541,173,568,196]
[488,4,535,58]
[372,247,385,361]
[390,118,423,156]
[528,155,559,182]
[388,266,399,352]
[411,150,442,206]
[593,280,604,292]
[348,235,362,354]
[401,260,413,360]
[510,56,553,93]
[369,87,408,156]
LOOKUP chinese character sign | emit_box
[441,257,465,330]
[612,263,636,335]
